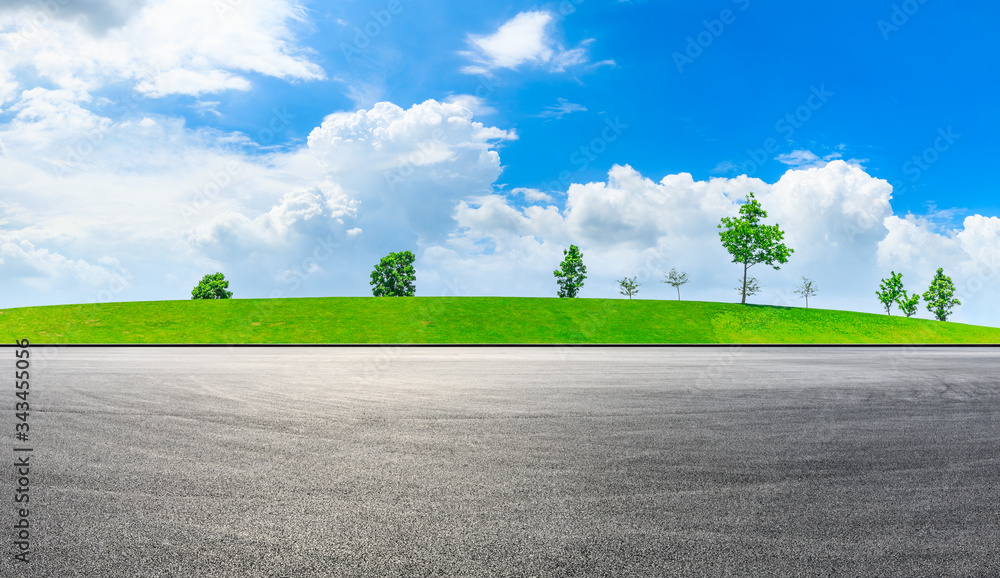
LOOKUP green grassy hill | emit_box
[1,297,998,344]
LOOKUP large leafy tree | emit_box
[370,250,416,297]
[718,192,793,304]
[922,268,960,321]
[876,271,904,315]
[554,245,587,298]
[663,267,689,301]
[191,272,233,299]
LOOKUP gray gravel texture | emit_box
[1,346,998,577]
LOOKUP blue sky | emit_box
[1,0,999,325]
[165,0,996,218]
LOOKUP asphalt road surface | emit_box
[2,346,999,577]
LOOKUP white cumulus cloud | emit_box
[460,11,594,74]
[307,99,516,246]
[0,0,324,99]
[0,231,129,303]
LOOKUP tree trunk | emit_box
[741,263,747,304]
[676,287,680,301]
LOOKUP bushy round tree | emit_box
[370,250,416,297]
[191,272,233,299]
[922,268,960,321]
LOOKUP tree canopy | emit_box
[718,192,793,304]
[876,272,904,315]
[898,291,920,318]
[191,272,233,300]
[370,251,416,297]
[554,245,587,298]
[923,268,960,321]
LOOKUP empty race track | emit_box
[2,346,999,576]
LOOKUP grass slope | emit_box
[1,297,998,344]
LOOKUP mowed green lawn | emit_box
[1,297,998,344]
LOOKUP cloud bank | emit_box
[0,0,323,98]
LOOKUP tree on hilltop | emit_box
[898,291,920,318]
[923,268,960,321]
[618,276,640,299]
[793,277,818,308]
[554,245,587,298]
[876,272,904,315]
[718,192,793,304]
[371,251,416,297]
[192,273,233,299]
[663,268,689,301]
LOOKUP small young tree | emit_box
[736,276,762,300]
[876,271,904,315]
[370,250,416,297]
[898,291,920,318]
[718,192,793,304]
[793,276,818,308]
[191,272,233,299]
[922,268,960,321]
[662,267,689,301]
[554,245,587,298]
[618,276,640,299]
